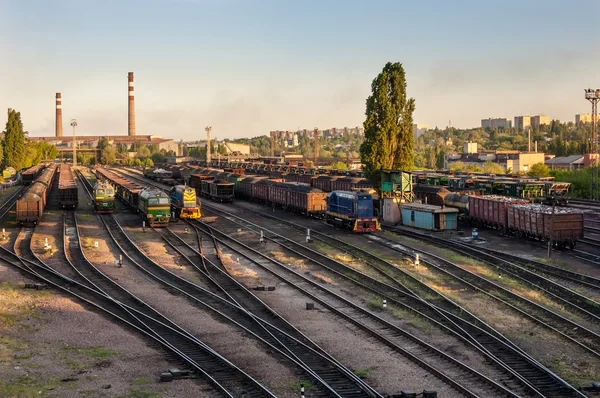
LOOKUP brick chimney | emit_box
[55,93,63,137]
[128,72,135,136]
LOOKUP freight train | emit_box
[95,168,170,227]
[58,163,78,209]
[93,181,115,213]
[16,164,58,225]
[169,185,201,219]
[21,164,46,185]
[439,193,583,248]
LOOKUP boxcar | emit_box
[468,195,530,233]
[21,164,45,185]
[237,176,266,199]
[16,164,57,225]
[507,204,583,248]
[413,185,451,206]
[286,183,327,216]
[330,177,372,192]
[58,163,78,209]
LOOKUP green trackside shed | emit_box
[381,169,413,201]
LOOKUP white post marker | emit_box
[2,228,5,240]
[142,220,146,232]
[94,241,99,248]
[383,299,387,309]
[300,383,305,398]
[306,228,311,243]
[415,254,420,266]
[260,230,264,243]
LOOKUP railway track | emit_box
[112,168,530,396]
[197,203,588,398]
[79,169,381,397]
[1,212,276,396]
[115,166,593,397]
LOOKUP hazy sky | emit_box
[2,0,599,140]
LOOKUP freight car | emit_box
[93,181,115,213]
[326,191,380,233]
[200,179,234,203]
[268,182,327,216]
[58,163,78,209]
[413,185,451,206]
[507,204,583,248]
[236,176,268,199]
[16,164,58,225]
[169,185,201,219]
[330,177,372,192]
[138,188,171,227]
[21,164,46,185]
[467,195,530,233]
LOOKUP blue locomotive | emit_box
[325,191,380,233]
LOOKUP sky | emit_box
[1,0,599,140]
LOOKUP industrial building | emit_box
[575,114,595,124]
[531,115,551,129]
[445,148,545,173]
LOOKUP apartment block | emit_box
[514,116,531,131]
[576,114,595,124]
[481,118,512,129]
[530,115,550,129]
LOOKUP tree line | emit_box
[1,110,59,174]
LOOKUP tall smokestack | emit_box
[55,93,63,137]
[205,126,212,163]
[128,72,135,136]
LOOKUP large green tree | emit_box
[360,62,415,191]
[2,110,27,170]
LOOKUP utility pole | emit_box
[70,119,78,167]
[547,196,556,258]
[585,89,600,200]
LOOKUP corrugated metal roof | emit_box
[545,155,584,164]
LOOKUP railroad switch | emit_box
[24,283,48,290]
[160,368,196,382]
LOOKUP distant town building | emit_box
[530,115,550,129]
[514,116,532,131]
[545,155,584,170]
[412,124,428,138]
[481,118,512,129]
[463,142,478,154]
[444,150,544,173]
[223,142,250,155]
[575,114,595,124]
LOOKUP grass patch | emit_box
[0,375,59,398]
[126,391,160,398]
[63,344,118,359]
[132,378,152,386]
[389,306,433,332]
[354,369,370,378]
[0,282,47,330]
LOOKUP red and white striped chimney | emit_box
[128,72,136,136]
[55,93,63,137]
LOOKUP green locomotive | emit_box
[138,188,171,227]
[93,181,115,213]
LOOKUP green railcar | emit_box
[138,188,171,227]
[517,182,545,199]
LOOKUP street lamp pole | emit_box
[71,119,78,167]
[585,89,600,200]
